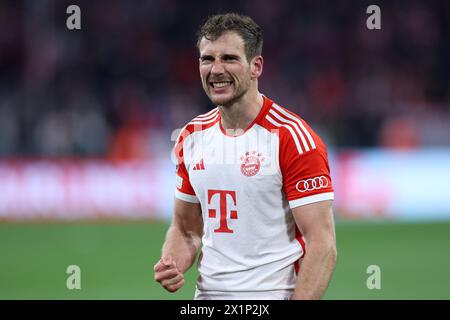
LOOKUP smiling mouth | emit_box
[209,81,233,89]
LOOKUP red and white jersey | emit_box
[173,95,334,294]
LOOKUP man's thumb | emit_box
[162,255,173,267]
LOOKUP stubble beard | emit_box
[203,75,251,108]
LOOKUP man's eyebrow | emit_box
[199,54,241,61]
[222,54,240,60]
[200,54,214,60]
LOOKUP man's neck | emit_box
[218,91,264,136]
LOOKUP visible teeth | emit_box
[213,82,230,88]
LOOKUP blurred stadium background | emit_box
[1,0,450,299]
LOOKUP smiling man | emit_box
[154,13,337,300]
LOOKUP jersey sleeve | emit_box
[173,128,199,203]
[279,120,334,209]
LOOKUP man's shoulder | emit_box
[183,107,220,131]
[175,108,220,146]
[261,99,324,155]
[259,97,305,128]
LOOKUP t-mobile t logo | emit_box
[207,189,238,233]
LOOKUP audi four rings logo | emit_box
[296,176,329,192]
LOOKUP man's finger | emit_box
[165,278,185,293]
[162,256,175,268]
[161,273,184,287]
[154,260,168,273]
[155,268,181,283]
[154,256,177,272]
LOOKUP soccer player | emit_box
[154,13,337,300]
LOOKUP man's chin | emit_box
[208,94,234,107]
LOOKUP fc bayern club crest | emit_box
[240,151,265,177]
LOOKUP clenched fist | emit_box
[154,256,185,293]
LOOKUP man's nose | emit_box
[211,60,225,74]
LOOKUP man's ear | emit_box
[250,55,263,79]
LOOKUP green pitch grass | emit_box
[0,220,449,299]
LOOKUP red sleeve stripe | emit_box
[268,108,311,152]
[193,108,219,120]
[272,104,316,150]
[265,114,304,155]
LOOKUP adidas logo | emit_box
[193,158,205,171]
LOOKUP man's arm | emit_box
[154,197,203,292]
[291,200,337,300]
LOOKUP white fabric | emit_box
[194,288,294,300]
[178,122,303,293]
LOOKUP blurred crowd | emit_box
[0,0,449,159]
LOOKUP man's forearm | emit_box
[291,241,337,300]
[162,225,202,273]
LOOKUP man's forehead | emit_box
[199,32,245,55]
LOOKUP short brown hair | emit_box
[196,13,263,61]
